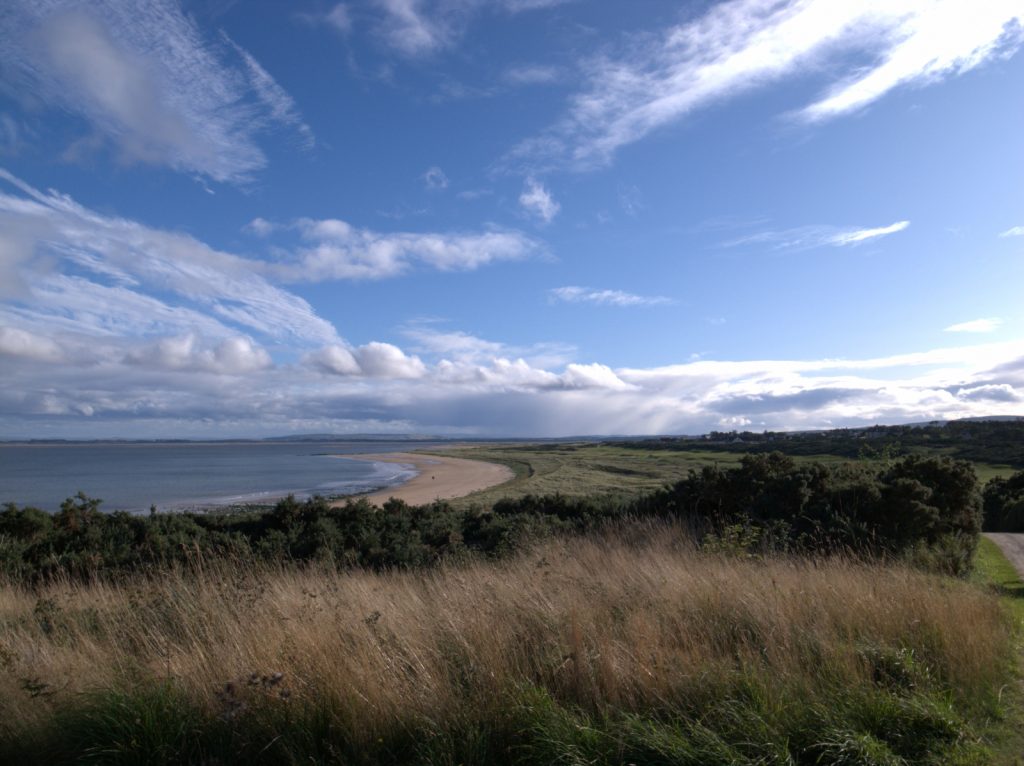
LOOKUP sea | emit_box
[0,441,438,513]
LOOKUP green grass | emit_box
[972,536,1024,764]
[973,463,1017,484]
[429,443,743,508]
[973,537,1024,622]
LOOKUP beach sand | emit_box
[331,452,514,507]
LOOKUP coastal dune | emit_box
[334,452,514,506]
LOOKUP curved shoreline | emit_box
[330,452,514,506]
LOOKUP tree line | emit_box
[619,419,1024,467]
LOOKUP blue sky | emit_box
[1,0,1023,438]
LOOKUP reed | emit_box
[0,522,1014,764]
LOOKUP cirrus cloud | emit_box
[0,0,313,183]
[550,286,673,307]
[511,0,1024,170]
[944,318,1003,333]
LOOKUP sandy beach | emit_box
[331,452,514,506]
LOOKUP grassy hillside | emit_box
[432,441,1011,510]
[1,524,1016,765]
[432,443,743,508]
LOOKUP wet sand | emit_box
[331,452,514,506]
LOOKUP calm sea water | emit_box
[0,442,437,512]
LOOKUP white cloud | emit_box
[725,220,910,250]
[403,324,576,368]
[422,166,449,190]
[1000,225,1024,237]
[243,217,276,237]
[0,171,536,356]
[273,218,539,281]
[519,178,560,223]
[0,0,312,182]
[826,220,910,245]
[0,169,339,345]
[374,0,451,56]
[0,326,63,362]
[404,327,505,360]
[3,317,1024,437]
[550,286,673,307]
[802,1,1024,122]
[223,34,315,150]
[354,341,428,378]
[944,318,1003,333]
[326,4,353,34]
[560,363,634,391]
[307,344,362,376]
[512,0,1024,169]
[502,0,575,10]
[956,383,1021,402]
[307,341,427,378]
[504,64,563,85]
[369,0,575,57]
[127,334,272,374]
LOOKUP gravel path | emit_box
[985,533,1024,579]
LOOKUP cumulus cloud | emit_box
[511,0,1024,169]
[1000,225,1024,237]
[307,342,427,378]
[519,178,560,223]
[356,342,427,378]
[0,326,64,362]
[945,318,1003,333]
[560,363,634,391]
[0,0,312,182]
[956,383,1021,402]
[550,286,673,307]
[126,334,272,374]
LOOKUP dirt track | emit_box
[985,533,1024,578]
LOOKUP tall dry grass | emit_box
[0,522,1015,763]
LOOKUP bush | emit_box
[629,453,981,574]
[982,470,1024,531]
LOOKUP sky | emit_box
[0,0,1023,439]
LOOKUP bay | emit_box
[0,441,439,512]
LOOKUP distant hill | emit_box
[614,418,1024,468]
[264,433,444,442]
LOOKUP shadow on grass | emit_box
[990,581,1024,600]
